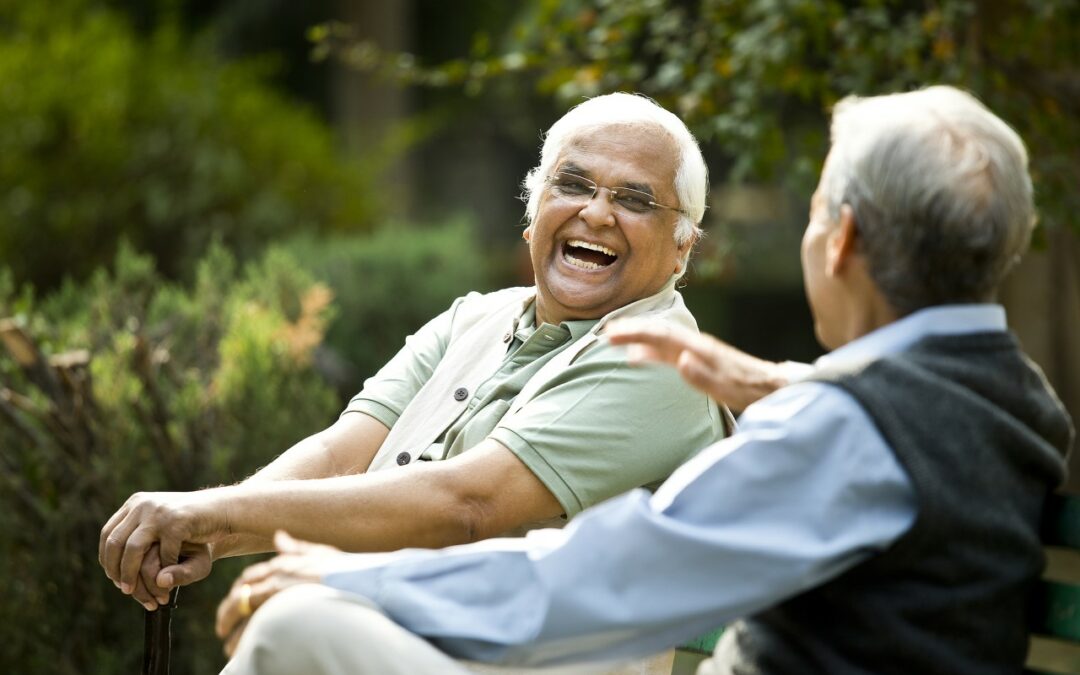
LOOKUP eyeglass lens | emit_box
[549,172,658,214]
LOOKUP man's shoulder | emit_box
[443,286,534,335]
[450,286,533,315]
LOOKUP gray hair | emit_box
[521,92,708,248]
[824,85,1035,314]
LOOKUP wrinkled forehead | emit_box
[556,123,680,190]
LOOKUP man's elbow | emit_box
[430,469,500,545]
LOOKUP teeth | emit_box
[567,240,617,258]
[565,256,603,270]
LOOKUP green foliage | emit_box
[317,0,1080,232]
[0,216,490,673]
[0,244,339,674]
[279,217,493,391]
[0,0,377,291]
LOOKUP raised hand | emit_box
[606,319,789,411]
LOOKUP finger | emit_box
[157,547,212,589]
[216,575,272,639]
[274,530,336,556]
[223,617,249,659]
[607,323,696,363]
[623,343,666,366]
[274,530,305,554]
[140,545,170,605]
[102,514,142,590]
[118,526,157,595]
[99,503,130,570]
[158,530,182,568]
[216,585,240,639]
[677,352,726,401]
[130,578,162,612]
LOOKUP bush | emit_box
[0,244,340,674]
[0,0,378,291]
[280,217,494,393]
[0,216,492,673]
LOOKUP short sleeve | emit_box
[489,340,722,517]
[341,297,463,428]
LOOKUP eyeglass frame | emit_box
[545,171,687,217]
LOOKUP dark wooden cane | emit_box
[142,587,180,675]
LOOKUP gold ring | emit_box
[238,583,252,618]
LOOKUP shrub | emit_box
[280,217,494,394]
[0,244,340,674]
[0,216,493,673]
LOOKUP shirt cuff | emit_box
[489,427,584,517]
[341,398,400,429]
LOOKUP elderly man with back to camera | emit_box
[214,85,1073,675]
[98,94,733,632]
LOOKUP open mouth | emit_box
[563,240,618,270]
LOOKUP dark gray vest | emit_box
[716,331,1073,675]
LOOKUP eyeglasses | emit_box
[546,172,685,216]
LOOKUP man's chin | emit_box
[540,288,619,322]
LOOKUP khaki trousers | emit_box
[221,584,674,675]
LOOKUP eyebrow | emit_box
[555,163,657,197]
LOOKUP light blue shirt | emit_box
[322,305,1009,667]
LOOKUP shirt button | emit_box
[454,387,469,401]
[503,331,512,343]
[396,452,410,466]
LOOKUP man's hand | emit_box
[606,319,789,411]
[99,491,225,605]
[216,531,343,658]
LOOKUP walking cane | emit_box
[143,587,180,675]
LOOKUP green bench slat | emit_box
[1031,580,1080,643]
[678,627,723,655]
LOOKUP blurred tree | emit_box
[315,0,1080,235]
[0,0,378,291]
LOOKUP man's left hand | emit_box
[216,531,343,658]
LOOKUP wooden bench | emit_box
[672,492,1080,675]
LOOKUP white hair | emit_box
[824,85,1035,313]
[521,92,708,247]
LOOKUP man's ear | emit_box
[522,226,532,242]
[826,205,859,276]
[673,231,699,275]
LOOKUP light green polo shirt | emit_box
[344,296,722,517]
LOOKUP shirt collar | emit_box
[515,298,598,342]
[815,303,1007,370]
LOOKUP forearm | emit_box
[210,415,392,558]
[214,467,477,554]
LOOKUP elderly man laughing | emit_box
[99,93,725,628]
[215,86,1071,675]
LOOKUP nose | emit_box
[578,187,617,227]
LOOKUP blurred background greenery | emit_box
[0,0,1076,672]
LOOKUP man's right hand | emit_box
[129,542,214,610]
[606,319,790,411]
[99,490,226,607]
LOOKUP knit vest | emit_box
[716,331,1073,675]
